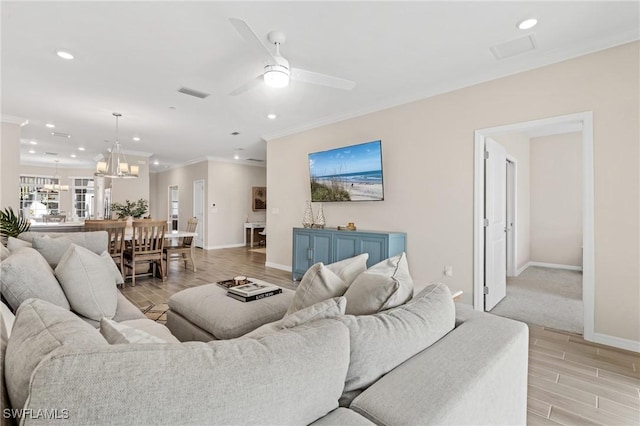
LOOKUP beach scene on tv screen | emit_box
[309,140,384,202]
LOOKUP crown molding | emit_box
[1,114,28,125]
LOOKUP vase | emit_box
[315,203,326,228]
[302,201,314,228]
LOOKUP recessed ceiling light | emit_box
[153,160,159,165]
[56,51,74,60]
[132,136,140,141]
[78,147,85,151]
[267,113,277,120]
[70,153,77,158]
[29,140,37,145]
[234,154,240,160]
[28,149,36,154]
[517,18,538,30]
[45,123,55,128]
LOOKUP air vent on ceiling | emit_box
[45,152,58,156]
[490,35,537,60]
[177,87,211,99]
[246,158,264,162]
[51,132,71,138]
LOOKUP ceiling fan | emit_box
[229,18,355,96]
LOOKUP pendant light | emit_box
[96,112,139,178]
[40,160,69,192]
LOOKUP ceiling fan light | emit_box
[264,66,290,88]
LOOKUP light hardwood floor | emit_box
[122,247,640,426]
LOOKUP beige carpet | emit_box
[141,303,169,324]
[489,266,583,334]
[248,248,267,254]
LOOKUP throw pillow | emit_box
[244,297,347,339]
[100,318,173,344]
[55,244,118,321]
[32,236,74,268]
[100,251,124,285]
[343,252,414,315]
[337,283,455,397]
[286,254,368,315]
[0,247,70,311]
[0,244,9,260]
[5,298,107,411]
[7,236,31,251]
[325,253,369,287]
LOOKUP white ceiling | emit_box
[2,1,638,171]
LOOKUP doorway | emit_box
[168,185,179,231]
[193,180,205,249]
[473,112,594,341]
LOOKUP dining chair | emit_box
[84,220,127,280]
[124,220,166,286]
[163,217,198,278]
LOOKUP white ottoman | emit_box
[167,282,294,342]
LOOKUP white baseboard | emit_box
[517,261,582,275]
[592,332,640,353]
[265,261,292,272]
[203,243,246,250]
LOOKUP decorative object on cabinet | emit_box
[95,112,139,179]
[292,227,406,280]
[302,201,314,228]
[252,187,267,211]
[314,203,326,228]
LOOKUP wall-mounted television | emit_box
[308,140,384,202]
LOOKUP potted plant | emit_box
[110,199,149,219]
[0,206,31,243]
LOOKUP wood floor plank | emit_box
[598,369,640,389]
[530,340,566,359]
[534,336,599,356]
[557,374,640,408]
[548,406,602,426]
[529,353,599,377]
[598,396,640,423]
[528,375,597,406]
[528,396,552,418]
[529,365,560,382]
[528,411,562,425]
[564,353,640,379]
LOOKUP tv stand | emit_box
[292,227,406,280]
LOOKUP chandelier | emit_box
[95,112,139,179]
[40,160,69,192]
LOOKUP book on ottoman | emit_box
[228,282,280,297]
[227,288,283,302]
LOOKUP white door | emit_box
[193,180,205,248]
[506,159,516,277]
[485,138,507,310]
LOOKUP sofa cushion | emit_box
[310,408,376,425]
[32,231,108,268]
[24,319,350,425]
[7,237,31,251]
[78,292,146,328]
[55,244,118,320]
[0,244,9,261]
[100,251,124,285]
[0,302,14,426]
[343,252,414,315]
[5,298,107,411]
[337,283,455,396]
[0,247,70,311]
[287,254,367,315]
[100,318,179,344]
[244,297,347,338]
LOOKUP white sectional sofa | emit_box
[0,235,529,425]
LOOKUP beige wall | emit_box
[207,161,266,249]
[154,160,208,231]
[530,133,582,266]
[267,42,639,342]
[109,154,150,206]
[0,122,21,210]
[495,133,531,272]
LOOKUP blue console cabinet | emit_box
[292,227,407,280]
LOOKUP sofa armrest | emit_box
[350,304,528,426]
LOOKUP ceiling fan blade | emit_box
[291,68,355,90]
[229,75,263,96]
[229,18,278,64]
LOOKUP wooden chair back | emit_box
[180,218,198,247]
[131,220,166,254]
[84,220,127,254]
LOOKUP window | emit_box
[72,178,94,218]
[20,175,60,217]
